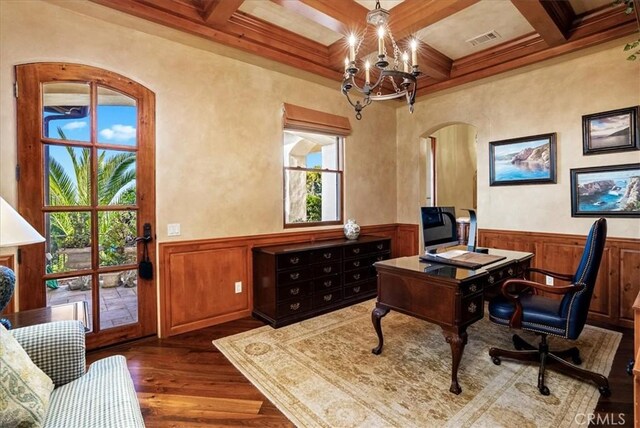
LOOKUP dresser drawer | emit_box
[277,267,311,285]
[278,282,312,299]
[310,248,341,263]
[344,281,376,299]
[344,266,373,284]
[277,252,309,269]
[313,275,342,293]
[312,261,341,277]
[277,297,311,318]
[313,289,342,307]
[343,257,368,271]
[369,240,390,253]
[343,243,370,258]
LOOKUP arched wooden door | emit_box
[16,63,156,348]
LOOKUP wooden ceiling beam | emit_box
[511,0,574,47]
[201,0,244,26]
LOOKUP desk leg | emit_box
[371,305,390,355]
[442,327,468,395]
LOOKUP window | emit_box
[283,130,343,226]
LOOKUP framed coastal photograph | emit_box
[582,106,639,155]
[570,163,640,217]
[489,133,557,186]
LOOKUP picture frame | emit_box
[570,163,640,217]
[582,106,639,155]
[489,133,557,186]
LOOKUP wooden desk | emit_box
[3,301,89,330]
[372,249,534,394]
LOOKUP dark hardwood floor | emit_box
[87,318,634,427]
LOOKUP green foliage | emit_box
[306,170,322,221]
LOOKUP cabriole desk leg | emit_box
[442,327,469,394]
[371,304,390,355]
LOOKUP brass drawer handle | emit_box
[469,284,478,293]
[376,244,383,250]
[323,253,332,259]
[353,248,360,254]
[290,256,299,265]
[323,266,332,273]
[323,280,332,287]
[290,272,300,280]
[468,302,477,314]
[323,294,333,302]
[353,273,361,280]
[488,275,495,284]
[290,287,300,295]
[507,267,514,276]
[376,256,383,261]
[353,286,361,293]
[353,261,360,267]
[290,302,300,311]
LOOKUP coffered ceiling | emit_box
[90,0,639,97]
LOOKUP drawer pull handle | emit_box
[323,267,332,273]
[353,273,361,280]
[290,272,300,280]
[353,261,360,267]
[353,248,360,254]
[469,284,477,293]
[468,302,478,314]
[323,253,332,259]
[488,275,495,284]
[323,294,333,302]
[377,256,384,261]
[290,302,300,311]
[290,287,300,295]
[377,244,383,250]
[290,256,300,265]
[353,286,361,293]
[507,268,514,276]
[323,280,332,287]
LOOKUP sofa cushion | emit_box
[0,323,55,427]
[45,355,145,428]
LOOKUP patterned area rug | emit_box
[213,300,621,428]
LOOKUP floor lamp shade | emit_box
[0,196,45,328]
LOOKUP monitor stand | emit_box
[462,209,489,254]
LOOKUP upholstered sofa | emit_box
[9,320,145,427]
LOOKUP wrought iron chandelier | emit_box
[341,1,421,120]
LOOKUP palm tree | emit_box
[48,129,137,271]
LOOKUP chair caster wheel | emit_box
[598,386,611,397]
[539,385,550,396]
[492,356,501,365]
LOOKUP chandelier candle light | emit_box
[342,1,421,120]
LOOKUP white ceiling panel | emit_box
[354,0,405,11]
[238,1,343,46]
[415,0,535,60]
[569,0,614,14]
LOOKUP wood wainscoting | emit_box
[479,229,640,328]
[159,224,419,337]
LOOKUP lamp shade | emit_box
[0,197,45,247]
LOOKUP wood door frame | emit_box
[16,63,156,347]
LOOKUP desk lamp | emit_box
[0,196,45,329]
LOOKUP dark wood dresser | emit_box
[252,235,391,327]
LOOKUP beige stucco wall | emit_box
[432,124,477,214]
[397,38,640,239]
[0,0,397,243]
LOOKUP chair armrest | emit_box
[11,320,86,387]
[525,267,574,281]
[500,279,585,329]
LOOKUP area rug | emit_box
[213,300,621,428]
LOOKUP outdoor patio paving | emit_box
[47,283,138,330]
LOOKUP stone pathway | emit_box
[47,283,138,331]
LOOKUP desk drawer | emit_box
[277,267,311,285]
[277,297,311,318]
[461,294,484,324]
[313,289,342,308]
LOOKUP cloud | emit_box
[62,121,87,130]
[99,124,136,142]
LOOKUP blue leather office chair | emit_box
[488,218,610,396]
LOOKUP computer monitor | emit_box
[420,206,458,254]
